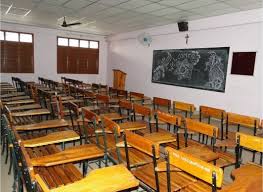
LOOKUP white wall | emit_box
[108,9,263,118]
[0,22,108,84]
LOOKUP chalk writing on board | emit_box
[152,47,229,92]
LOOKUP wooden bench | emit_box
[153,97,171,113]
[165,147,223,192]
[173,100,196,118]
[235,132,263,167]
[124,130,196,191]
[199,105,226,140]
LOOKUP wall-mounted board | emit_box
[152,47,230,92]
[231,52,256,76]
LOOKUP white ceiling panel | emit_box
[116,0,152,9]
[149,7,181,16]
[98,0,129,6]
[158,0,194,6]
[176,0,218,10]
[135,3,167,13]
[64,0,93,9]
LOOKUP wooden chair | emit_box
[101,116,152,167]
[124,130,196,191]
[173,100,196,118]
[235,132,263,167]
[132,103,153,133]
[166,147,224,192]
[199,105,226,140]
[117,89,128,99]
[184,118,235,168]
[108,87,118,98]
[118,100,133,121]
[216,112,261,149]
[129,91,144,104]
[153,97,171,113]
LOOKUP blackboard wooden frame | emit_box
[151,47,230,92]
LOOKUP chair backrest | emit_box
[119,100,133,111]
[236,132,263,167]
[200,105,226,120]
[124,130,159,158]
[130,91,144,103]
[173,101,195,117]
[185,118,218,138]
[166,147,223,188]
[82,108,100,143]
[96,94,110,104]
[156,110,182,127]
[227,112,260,136]
[82,108,99,123]
[117,89,128,99]
[153,97,171,112]
[133,103,151,117]
[102,116,121,136]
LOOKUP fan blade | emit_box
[65,22,81,27]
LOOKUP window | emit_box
[58,37,68,46]
[69,39,79,47]
[80,40,89,48]
[0,31,4,40]
[5,32,19,42]
[57,36,99,74]
[90,41,99,49]
[20,33,32,43]
[0,30,34,73]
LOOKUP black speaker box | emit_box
[178,22,188,32]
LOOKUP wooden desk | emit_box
[23,130,79,147]
[31,144,104,166]
[15,119,68,131]
[179,145,219,162]
[101,113,127,121]
[119,122,147,132]
[12,108,50,117]
[222,163,263,192]
[9,104,42,112]
[82,106,100,112]
[144,131,177,145]
[36,164,139,192]
[0,92,25,99]
[2,95,30,102]
[5,99,35,105]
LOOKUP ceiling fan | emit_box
[61,17,81,27]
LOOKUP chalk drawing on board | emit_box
[204,51,225,90]
[152,47,229,92]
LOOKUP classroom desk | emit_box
[179,145,219,162]
[119,121,147,132]
[9,104,42,111]
[222,163,263,192]
[5,99,35,105]
[143,131,177,145]
[0,92,25,99]
[12,108,50,117]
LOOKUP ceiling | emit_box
[0,0,262,36]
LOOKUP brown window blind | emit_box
[0,31,34,73]
[57,37,99,74]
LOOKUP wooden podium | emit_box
[113,69,126,90]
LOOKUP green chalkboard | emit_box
[152,47,230,92]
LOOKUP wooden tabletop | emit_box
[119,121,147,132]
[101,113,126,121]
[36,164,139,192]
[23,130,80,147]
[143,131,177,145]
[222,163,263,192]
[12,108,50,117]
[2,95,30,102]
[9,104,42,111]
[15,119,68,131]
[82,105,100,111]
[0,92,25,98]
[5,99,35,105]
[31,144,104,166]
[179,145,219,162]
